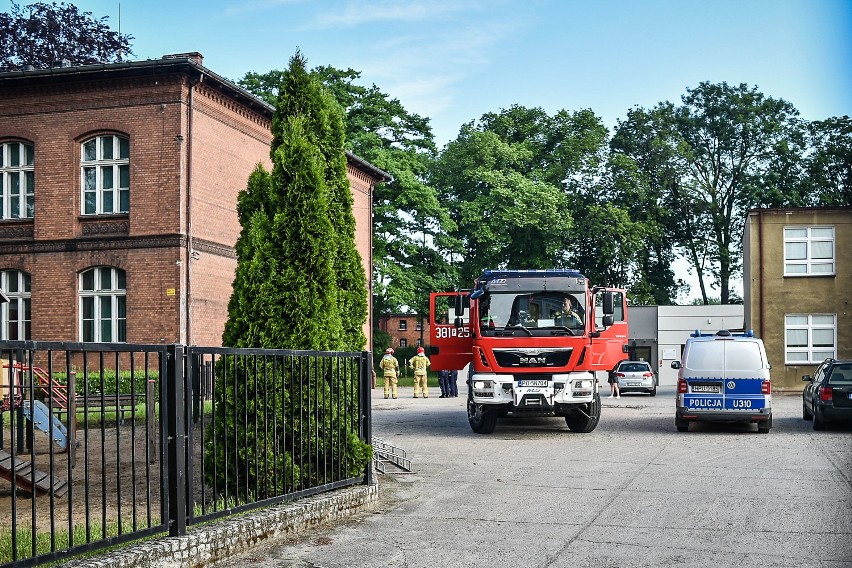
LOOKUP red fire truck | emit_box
[430,269,628,434]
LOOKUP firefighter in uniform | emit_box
[378,347,399,399]
[409,346,431,398]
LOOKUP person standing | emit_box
[448,369,459,397]
[378,348,399,399]
[438,369,450,398]
[607,368,620,399]
[409,346,431,398]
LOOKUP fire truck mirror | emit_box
[454,316,464,328]
[602,314,614,328]
[454,293,464,316]
[602,292,614,315]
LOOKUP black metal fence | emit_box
[0,342,372,568]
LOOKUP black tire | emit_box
[803,401,813,421]
[564,393,601,433]
[757,415,772,434]
[675,416,689,432]
[468,402,497,434]
[813,407,827,431]
[649,386,657,397]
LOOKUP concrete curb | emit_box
[61,482,379,568]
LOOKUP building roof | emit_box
[0,52,392,184]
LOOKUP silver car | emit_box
[614,360,657,396]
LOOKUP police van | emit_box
[671,330,772,434]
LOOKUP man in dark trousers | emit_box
[438,369,450,398]
[447,369,459,397]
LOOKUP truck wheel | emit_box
[468,402,497,434]
[675,416,689,432]
[757,415,772,434]
[564,393,600,433]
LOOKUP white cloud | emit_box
[310,0,480,29]
[222,0,304,17]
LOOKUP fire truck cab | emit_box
[430,269,628,434]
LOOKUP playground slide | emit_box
[22,399,73,450]
[0,448,67,497]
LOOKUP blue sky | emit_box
[20,0,852,147]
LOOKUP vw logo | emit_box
[727,381,736,390]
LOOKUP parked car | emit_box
[613,360,657,396]
[802,359,852,430]
[671,330,772,433]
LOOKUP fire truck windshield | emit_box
[479,291,586,334]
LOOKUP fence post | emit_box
[166,344,187,537]
[68,371,76,470]
[360,351,374,486]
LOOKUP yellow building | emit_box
[743,207,852,390]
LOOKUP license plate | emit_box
[628,382,640,386]
[848,393,852,400]
[518,380,548,387]
[692,384,720,393]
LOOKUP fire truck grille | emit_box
[492,348,572,368]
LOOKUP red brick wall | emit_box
[377,314,430,349]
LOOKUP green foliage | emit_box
[430,105,611,286]
[216,51,370,499]
[610,83,804,304]
[804,116,852,207]
[51,369,158,396]
[204,356,370,498]
[0,1,134,71]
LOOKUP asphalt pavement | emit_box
[214,385,852,568]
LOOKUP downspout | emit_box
[758,209,764,339]
[185,75,201,345]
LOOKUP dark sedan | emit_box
[802,359,852,430]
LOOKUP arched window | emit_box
[0,141,35,219]
[81,134,129,215]
[0,270,31,340]
[79,267,126,342]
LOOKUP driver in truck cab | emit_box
[554,295,584,329]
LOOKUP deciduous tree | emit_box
[0,1,133,71]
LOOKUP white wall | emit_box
[655,305,745,386]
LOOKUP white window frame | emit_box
[81,135,129,215]
[784,313,836,364]
[79,267,126,342]
[784,226,835,276]
[0,141,35,219]
[0,270,31,340]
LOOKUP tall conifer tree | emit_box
[223,50,369,349]
[210,52,370,497]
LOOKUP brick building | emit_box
[0,53,389,349]
[377,313,429,349]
